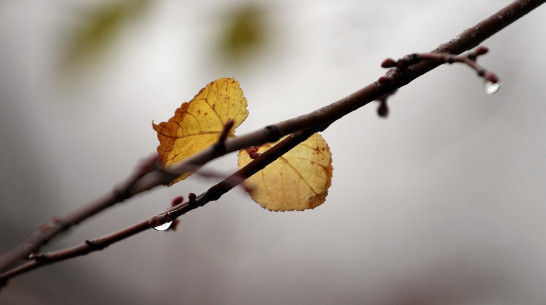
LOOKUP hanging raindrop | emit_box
[484,81,500,94]
[153,221,173,231]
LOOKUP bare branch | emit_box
[382,46,499,87]
[0,130,316,284]
[0,154,160,273]
[377,46,500,116]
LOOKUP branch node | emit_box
[85,240,106,251]
[245,146,261,159]
[188,193,197,203]
[213,120,235,155]
[381,46,500,96]
[265,125,282,142]
[28,253,47,262]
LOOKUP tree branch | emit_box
[0,129,317,283]
[134,0,545,195]
[0,0,544,285]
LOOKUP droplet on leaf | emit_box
[238,133,333,212]
[153,78,249,185]
[153,221,172,231]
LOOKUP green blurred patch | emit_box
[62,0,150,69]
[218,4,269,63]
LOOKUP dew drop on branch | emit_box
[484,81,500,94]
[153,221,172,231]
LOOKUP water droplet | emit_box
[153,221,172,231]
[484,81,500,94]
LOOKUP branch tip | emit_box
[485,72,499,84]
[171,196,184,207]
[475,46,489,55]
[377,102,389,118]
[381,58,397,68]
[381,46,500,97]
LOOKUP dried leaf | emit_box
[238,133,333,211]
[153,78,249,185]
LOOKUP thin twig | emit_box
[381,46,499,85]
[0,130,317,284]
[377,46,499,116]
[0,154,160,273]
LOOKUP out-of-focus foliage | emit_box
[62,0,151,68]
[217,4,269,62]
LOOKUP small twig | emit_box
[0,129,317,284]
[0,154,159,273]
[0,133,224,274]
[377,46,500,117]
[381,46,499,86]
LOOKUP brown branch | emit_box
[0,0,544,284]
[382,46,500,87]
[0,129,317,284]
[134,0,544,195]
[377,46,500,117]
[0,154,160,274]
[0,121,237,273]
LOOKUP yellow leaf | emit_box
[153,78,249,185]
[238,133,333,211]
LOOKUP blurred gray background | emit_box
[1,0,545,304]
